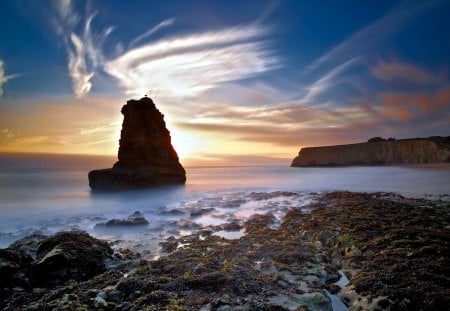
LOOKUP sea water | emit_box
[0,154,449,257]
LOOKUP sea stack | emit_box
[88,97,186,191]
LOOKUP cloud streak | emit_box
[106,25,277,98]
[129,18,175,48]
[0,59,18,96]
[174,96,378,149]
[300,58,359,103]
[54,0,112,97]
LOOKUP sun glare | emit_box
[170,129,205,160]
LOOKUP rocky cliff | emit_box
[291,137,450,167]
[89,97,186,190]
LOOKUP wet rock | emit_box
[107,217,149,226]
[94,295,107,307]
[190,207,216,218]
[95,217,149,228]
[95,211,149,228]
[32,230,113,286]
[268,292,332,311]
[7,233,47,259]
[221,222,243,232]
[221,199,247,208]
[105,248,142,273]
[159,208,185,216]
[159,237,179,253]
[2,192,449,310]
[176,219,203,231]
[0,248,33,291]
[88,96,186,191]
[325,283,341,294]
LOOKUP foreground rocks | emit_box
[32,231,114,286]
[291,136,450,167]
[1,192,449,310]
[89,97,186,191]
[0,230,118,306]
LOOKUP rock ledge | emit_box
[291,136,450,167]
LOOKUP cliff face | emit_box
[88,97,186,191]
[291,137,450,167]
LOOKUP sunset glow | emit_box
[0,0,449,166]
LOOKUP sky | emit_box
[0,0,449,166]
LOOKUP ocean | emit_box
[0,153,449,258]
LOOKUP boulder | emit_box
[95,211,149,228]
[7,233,47,258]
[0,248,33,290]
[31,230,113,286]
[89,97,186,191]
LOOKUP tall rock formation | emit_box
[291,137,450,167]
[88,97,186,191]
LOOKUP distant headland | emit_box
[291,136,450,167]
[88,97,186,191]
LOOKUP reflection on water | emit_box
[0,155,449,255]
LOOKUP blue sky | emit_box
[0,0,449,164]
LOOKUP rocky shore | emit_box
[1,192,449,310]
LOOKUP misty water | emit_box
[0,154,449,258]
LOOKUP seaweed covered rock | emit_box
[2,193,449,310]
[32,230,113,286]
[89,97,186,191]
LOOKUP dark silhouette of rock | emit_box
[367,136,386,143]
[291,136,450,167]
[88,97,186,190]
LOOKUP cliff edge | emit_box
[88,97,186,191]
[291,136,450,167]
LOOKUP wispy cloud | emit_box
[79,122,120,135]
[67,31,95,97]
[1,128,21,139]
[172,68,450,152]
[372,61,441,84]
[291,0,449,143]
[174,95,377,148]
[51,1,276,99]
[129,18,175,48]
[0,59,18,97]
[53,0,112,97]
[307,1,441,73]
[106,25,277,98]
[300,58,359,103]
